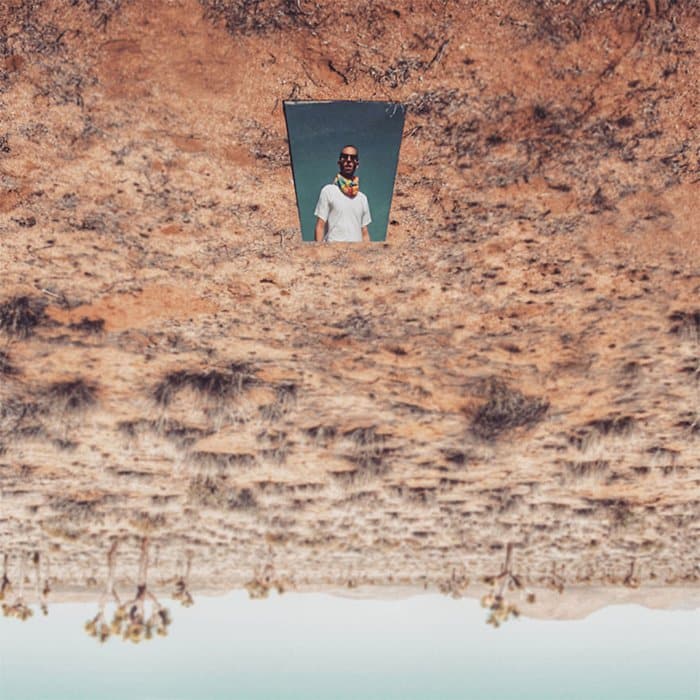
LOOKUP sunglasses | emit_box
[339,153,358,161]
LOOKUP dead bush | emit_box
[68,317,105,334]
[188,475,257,510]
[471,378,548,440]
[153,363,258,407]
[199,0,325,35]
[0,351,17,375]
[0,296,46,338]
[43,379,98,413]
[669,310,700,342]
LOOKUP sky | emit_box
[1,591,698,700]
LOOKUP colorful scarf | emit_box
[334,173,359,198]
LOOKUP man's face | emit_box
[338,148,359,178]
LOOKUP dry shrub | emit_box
[43,379,98,413]
[40,518,81,541]
[47,496,99,521]
[191,451,256,470]
[260,383,297,421]
[0,296,46,338]
[332,314,374,339]
[130,512,167,532]
[0,398,41,436]
[68,317,105,334]
[471,378,548,440]
[77,0,129,30]
[153,363,258,407]
[0,351,17,375]
[188,475,257,510]
[333,427,394,483]
[199,0,325,35]
[118,418,208,449]
[369,57,427,88]
[305,425,337,443]
[669,310,700,342]
[565,460,610,479]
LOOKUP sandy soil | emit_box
[1,0,699,620]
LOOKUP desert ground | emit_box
[0,0,698,629]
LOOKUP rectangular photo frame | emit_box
[284,100,405,242]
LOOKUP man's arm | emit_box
[315,216,326,242]
[361,196,372,243]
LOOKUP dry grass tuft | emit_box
[0,296,46,339]
[471,378,548,440]
[260,382,297,421]
[564,460,610,480]
[191,451,256,470]
[68,317,105,334]
[669,310,700,342]
[199,0,325,35]
[188,474,257,510]
[153,363,258,407]
[118,418,208,449]
[43,379,98,413]
[304,425,337,444]
[47,496,99,521]
[0,351,17,375]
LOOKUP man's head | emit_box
[338,145,359,179]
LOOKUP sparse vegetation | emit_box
[260,382,297,421]
[68,317,105,334]
[43,378,98,412]
[437,567,470,598]
[333,314,374,339]
[669,310,700,342]
[191,450,256,470]
[1,552,33,621]
[48,495,99,520]
[0,296,46,338]
[117,418,208,449]
[172,551,194,608]
[481,543,535,628]
[85,539,172,644]
[188,474,257,510]
[199,0,326,35]
[0,350,17,375]
[564,460,610,479]
[471,379,548,440]
[153,363,258,407]
[335,426,394,482]
[569,415,635,451]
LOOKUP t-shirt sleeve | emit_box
[314,187,330,221]
[362,196,372,227]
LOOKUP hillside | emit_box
[0,0,698,611]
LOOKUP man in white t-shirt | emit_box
[314,145,372,242]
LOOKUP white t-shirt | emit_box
[314,184,372,242]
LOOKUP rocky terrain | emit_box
[0,0,699,621]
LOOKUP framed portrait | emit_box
[283,100,405,242]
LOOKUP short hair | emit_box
[340,144,359,157]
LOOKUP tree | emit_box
[173,550,194,608]
[85,538,172,644]
[116,538,171,643]
[438,566,470,599]
[32,551,50,616]
[85,540,119,643]
[2,552,33,621]
[480,543,535,628]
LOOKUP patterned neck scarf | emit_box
[334,173,359,198]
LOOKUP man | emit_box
[314,145,372,242]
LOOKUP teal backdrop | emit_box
[283,101,405,242]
